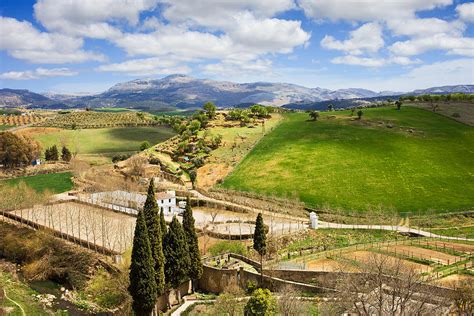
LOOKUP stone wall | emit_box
[199,265,239,293]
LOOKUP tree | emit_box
[244,288,277,316]
[0,132,41,168]
[308,111,320,121]
[188,169,197,188]
[140,141,151,151]
[203,102,217,119]
[143,179,165,296]
[159,207,167,237]
[182,197,202,289]
[253,213,267,284]
[46,145,59,161]
[163,216,190,291]
[61,146,72,162]
[188,120,201,135]
[395,100,402,110]
[357,110,363,120]
[129,210,157,316]
[327,104,334,111]
[328,253,444,315]
[449,279,474,315]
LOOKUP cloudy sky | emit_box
[0,0,473,93]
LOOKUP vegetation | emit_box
[223,107,474,214]
[182,197,203,284]
[38,111,160,129]
[0,114,45,126]
[61,145,72,162]
[244,288,278,316]
[44,144,59,161]
[208,240,248,256]
[0,271,51,315]
[163,217,190,289]
[24,126,175,163]
[128,209,158,316]
[253,213,267,283]
[0,131,41,168]
[2,172,73,193]
[143,179,166,295]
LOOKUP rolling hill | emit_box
[222,107,474,215]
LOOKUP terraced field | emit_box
[223,107,474,215]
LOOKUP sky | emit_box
[0,0,473,94]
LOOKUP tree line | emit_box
[129,179,202,315]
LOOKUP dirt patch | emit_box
[341,251,433,273]
[424,241,474,254]
[15,127,62,137]
[434,274,474,288]
[197,162,233,188]
[297,258,352,272]
[383,245,461,265]
[9,201,136,253]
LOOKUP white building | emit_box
[84,190,182,216]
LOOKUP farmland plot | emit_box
[8,202,136,253]
[341,250,434,273]
[383,245,461,265]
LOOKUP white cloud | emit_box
[0,17,104,64]
[96,57,191,75]
[331,55,420,67]
[321,22,383,55]
[389,34,474,57]
[387,18,465,38]
[160,0,295,29]
[34,0,158,39]
[298,0,452,21]
[456,2,474,22]
[0,67,77,80]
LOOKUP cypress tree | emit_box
[253,213,267,284]
[129,210,157,316]
[50,145,59,161]
[182,197,202,286]
[61,146,72,162]
[159,207,167,237]
[143,179,165,295]
[163,216,190,289]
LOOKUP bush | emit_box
[244,288,277,316]
[208,241,247,256]
[140,141,151,151]
[452,112,461,118]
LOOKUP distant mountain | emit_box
[412,85,474,95]
[0,76,472,109]
[0,88,52,107]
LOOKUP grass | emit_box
[222,107,474,215]
[282,229,405,253]
[21,126,175,164]
[430,226,474,239]
[2,172,73,193]
[0,271,51,315]
[0,125,13,131]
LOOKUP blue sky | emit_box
[0,0,473,94]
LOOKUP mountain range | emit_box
[0,75,472,110]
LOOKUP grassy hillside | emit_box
[17,126,175,164]
[222,107,474,215]
[2,172,73,193]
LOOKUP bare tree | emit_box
[448,279,474,315]
[328,253,446,315]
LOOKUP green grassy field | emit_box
[23,126,175,163]
[2,172,73,193]
[222,107,474,215]
[0,125,13,131]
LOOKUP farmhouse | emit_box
[84,190,181,216]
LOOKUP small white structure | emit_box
[84,190,182,216]
[309,212,319,229]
